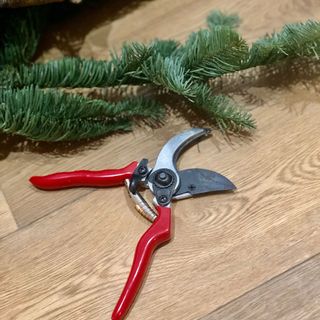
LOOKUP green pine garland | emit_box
[0,9,320,142]
[0,86,164,141]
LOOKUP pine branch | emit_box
[0,39,182,89]
[190,83,255,131]
[141,54,194,96]
[4,18,319,89]
[180,27,249,78]
[0,58,117,88]
[110,42,154,85]
[246,20,320,67]
[1,10,319,141]
[207,10,241,29]
[0,49,152,89]
[138,55,254,130]
[0,86,164,141]
[150,39,180,57]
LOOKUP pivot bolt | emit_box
[155,171,173,187]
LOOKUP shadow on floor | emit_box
[213,58,320,112]
[36,0,153,57]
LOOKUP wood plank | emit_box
[0,191,17,238]
[0,98,320,319]
[1,1,320,320]
[1,130,164,227]
[201,254,320,320]
[1,0,320,228]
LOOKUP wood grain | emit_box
[1,130,163,227]
[1,0,320,319]
[201,254,320,320]
[0,191,17,238]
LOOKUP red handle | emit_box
[29,161,138,190]
[112,205,172,320]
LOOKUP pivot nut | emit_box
[155,171,173,187]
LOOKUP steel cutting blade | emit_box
[173,168,236,200]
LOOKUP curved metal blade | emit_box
[150,128,211,191]
[173,168,236,200]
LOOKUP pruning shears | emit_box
[29,128,236,320]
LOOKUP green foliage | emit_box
[110,42,153,85]
[150,39,180,57]
[0,9,319,141]
[141,55,193,96]
[1,58,116,88]
[246,20,320,67]
[0,41,180,89]
[0,86,164,141]
[190,82,255,130]
[180,27,249,78]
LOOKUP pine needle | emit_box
[1,58,117,88]
[141,54,193,96]
[246,20,320,67]
[0,86,164,141]
[191,83,255,131]
[150,39,180,57]
[180,27,249,78]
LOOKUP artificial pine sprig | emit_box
[189,83,254,131]
[246,20,320,67]
[0,10,319,141]
[0,86,164,141]
[180,27,249,79]
[141,55,194,96]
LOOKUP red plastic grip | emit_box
[29,161,138,190]
[111,205,172,320]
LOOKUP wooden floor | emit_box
[1,0,320,319]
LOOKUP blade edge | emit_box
[174,168,236,199]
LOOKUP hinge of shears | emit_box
[125,179,157,222]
